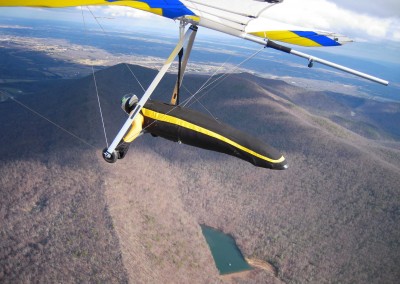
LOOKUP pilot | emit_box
[103,94,287,170]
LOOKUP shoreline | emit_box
[219,257,279,282]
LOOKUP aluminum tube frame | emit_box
[103,25,197,159]
[171,25,197,104]
[197,18,389,86]
[289,49,388,85]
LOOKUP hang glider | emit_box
[0,0,389,167]
[0,0,387,85]
[0,0,351,47]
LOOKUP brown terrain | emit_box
[1,61,399,283]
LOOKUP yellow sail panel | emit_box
[0,0,107,7]
[0,1,193,18]
[251,31,322,47]
[250,30,347,47]
[106,1,163,17]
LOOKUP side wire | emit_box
[188,46,264,106]
[92,65,109,147]
[81,6,109,147]
[84,6,148,145]
[1,91,96,149]
[125,63,146,92]
[86,6,147,95]
[181,84,220,123]
[182,53,232,107]
[140,47,264,133]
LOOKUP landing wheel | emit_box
[102,148,118,163]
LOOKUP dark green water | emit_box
[201,225,252,275]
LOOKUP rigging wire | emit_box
[125,63,146,92]
[181,84,221,123]
[182,53,233,107]
[77,9,263,143]
[86,6,147,95]
[140,46,265,133]
[84,6,149,139]
[81,6,109,147]
[92,65,109,147]
[1,91,96,149]
[188,46,264,107]
[87,6,107,34]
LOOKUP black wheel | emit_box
[102,148,118,163]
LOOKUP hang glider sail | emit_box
[0,0,350,46]
[1,0,389,168]
[0,0,388,85]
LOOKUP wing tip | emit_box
[250,30,353,47]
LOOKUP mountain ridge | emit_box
[1,63,399,283]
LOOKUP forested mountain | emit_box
[1,63,399,283]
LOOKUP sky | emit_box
[0,0,399,64]
[266,0,400,42]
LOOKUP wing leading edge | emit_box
[0,0,195,19]
[1,0,349,47]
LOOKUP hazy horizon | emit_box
[1,15,399,103]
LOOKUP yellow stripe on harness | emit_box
[142,108,285,164]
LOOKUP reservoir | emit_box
[201,225,252,275]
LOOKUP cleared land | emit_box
[1,57,399,283]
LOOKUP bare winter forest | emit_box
[1,61,399,283]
